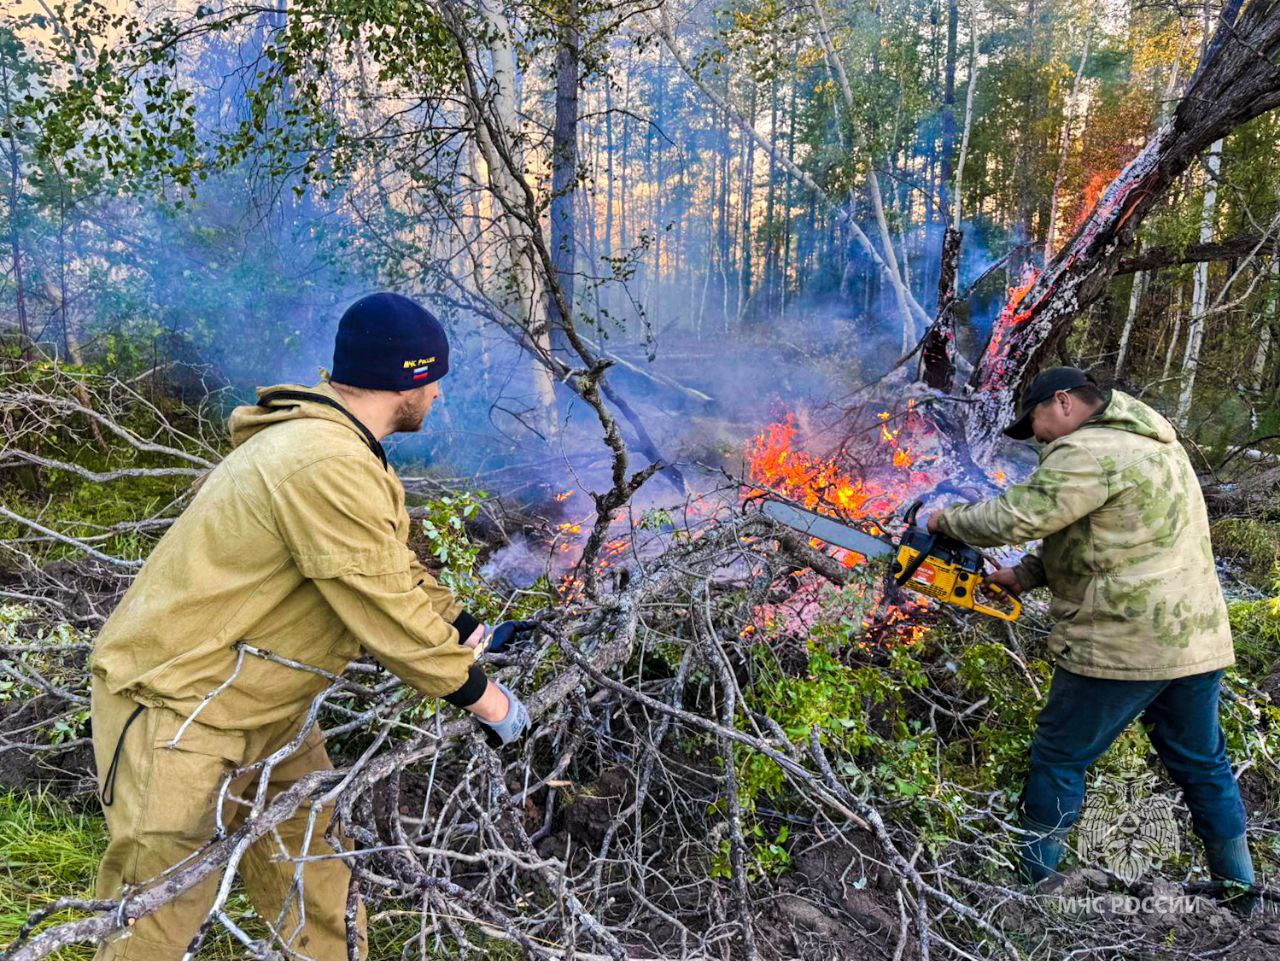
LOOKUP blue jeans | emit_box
[1019,667,1246,877]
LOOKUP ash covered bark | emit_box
[919,225,964,390]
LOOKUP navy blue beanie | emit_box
[331,292,450,391]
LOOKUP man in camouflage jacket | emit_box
[928,367,1253,906]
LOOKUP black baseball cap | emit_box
[1003,367,1098,440]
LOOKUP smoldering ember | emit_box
[2,1,1280,959]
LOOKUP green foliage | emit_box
[0,791,105,958]
[710,823,790,881]
[719,560,1277,886]
[417,490,487,569]
[638,508,676,531]
[1213,519,1280,590]
[0,361,214,571]
[730,582,1044,872]
[0,606,91,751]
[1228,573,1280,677]
[407,489,552,624]
[1215,577,1280,807]
[946,640,1050,791]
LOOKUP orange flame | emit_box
[743,409,941,646]
[1073,168,1121,232]
[1004,266,1041,325]
[985,264,1043,373]
[746,414,880,517]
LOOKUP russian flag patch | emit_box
[403,356,436,380]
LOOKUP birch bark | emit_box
[1175,138,1223,423]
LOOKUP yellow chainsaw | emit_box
[761,497,1022,622]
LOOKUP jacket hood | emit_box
[228,382,373,451]
[1082,389,1176,444]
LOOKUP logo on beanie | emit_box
[403,357,436,380]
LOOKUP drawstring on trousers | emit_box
[100,703,146,807]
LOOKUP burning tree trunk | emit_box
[961,0,1280,461]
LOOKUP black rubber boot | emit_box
[1017,813,1071,886]
[1202,834,1257,917]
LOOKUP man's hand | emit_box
[463,623,486,649]
[984,566,1025,596]
[925,509,943,533]
[469,680,529,747]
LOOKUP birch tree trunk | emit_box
[548,0,579,334]
[1114,264,1146,376]
[736,81,757,326]
[763,69,779,321]
[781,45,798,319]
[604,80,615,263]
[0,51,31,359]
[1254,255,1277,391]
[718,96,732,332]
[1175,137,1223,424]
[474,0,557,433]
[1162,285,1184,382]
[1044,28,1092,263]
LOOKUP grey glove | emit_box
[479,681,529,747]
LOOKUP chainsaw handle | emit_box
[902,499,924,528]
[971,576,1023,622]
[895,532,936,586]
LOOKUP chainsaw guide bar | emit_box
[760,497,1022,622]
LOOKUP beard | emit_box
[392,392,430,433]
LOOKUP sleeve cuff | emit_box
[451,610,481,645]
[441,663,488,708]
[1012,565,1043,592]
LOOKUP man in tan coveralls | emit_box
[89,293,529,960]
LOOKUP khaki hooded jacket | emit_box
[90,382,483,728]
[937,390,1233,681]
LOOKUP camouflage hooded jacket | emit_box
[937,390,1233,681]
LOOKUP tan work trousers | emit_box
[90,677,368,961]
